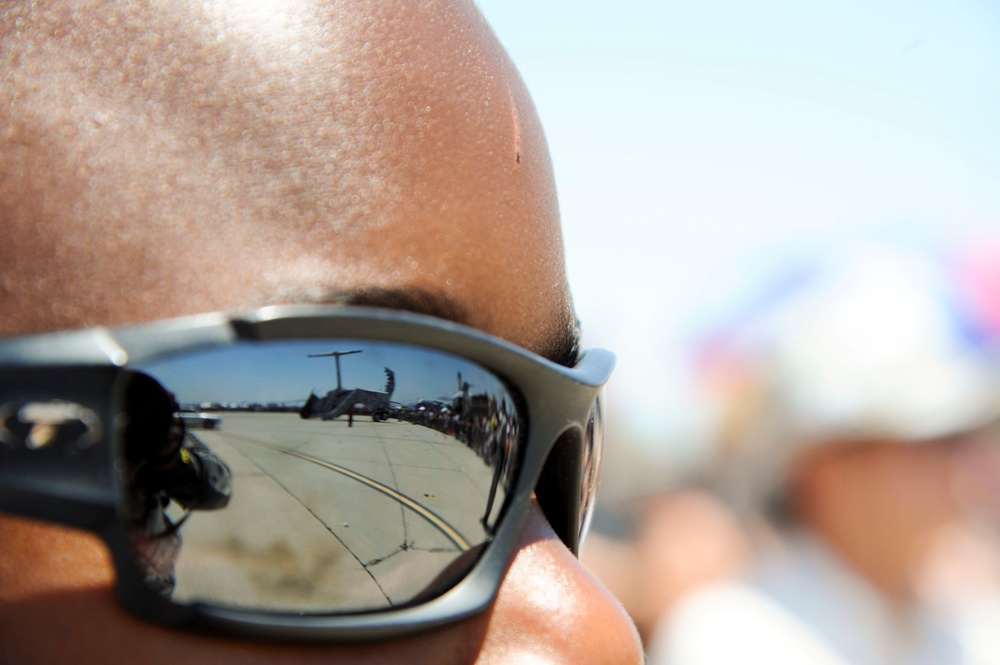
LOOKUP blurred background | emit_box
[476,0,1000,492]
[476,1,1000,661]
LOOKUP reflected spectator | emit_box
[123,371,233,596]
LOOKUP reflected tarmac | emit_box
[168,412,504,613]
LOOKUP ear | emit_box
[786,445,841,521]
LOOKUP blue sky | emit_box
[138,341,507,408]
[476,0,1000,464]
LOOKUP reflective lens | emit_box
[123,340,523,614]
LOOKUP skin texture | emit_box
[0,1,643,663]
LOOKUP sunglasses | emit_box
[0,306,613,642]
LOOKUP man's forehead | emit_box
[0,0,576,359]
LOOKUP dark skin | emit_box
[0,1,643,663]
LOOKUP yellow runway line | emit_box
[224,433,471,551]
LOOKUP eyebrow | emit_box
[276,286,582,367]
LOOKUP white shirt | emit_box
[648,532,984,665]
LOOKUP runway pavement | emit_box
[167,412,506,613]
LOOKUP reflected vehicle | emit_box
[179,411,222,430]
[402,400,452,429]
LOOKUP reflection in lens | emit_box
[578,397,604,547]
[123,371,234,597]
[126,340,522,614]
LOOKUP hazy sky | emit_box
[138,340,507,408]
[476,0,1000,466]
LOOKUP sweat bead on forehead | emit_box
[0,1,574,358]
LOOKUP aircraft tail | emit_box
[300,391,319,419]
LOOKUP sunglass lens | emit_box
[122,340,523,613]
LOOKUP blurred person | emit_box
[648,241,1000,665]
[0,1,643,663]
[583,487,750,645]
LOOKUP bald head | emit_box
[0,5,649,663]
[0,0,574,357]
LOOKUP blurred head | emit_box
[0,1,641,662]
[790,432,1000,600]
[584,489,750,644]
[692,241,1000,598]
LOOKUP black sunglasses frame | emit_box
[0,306,613,642]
